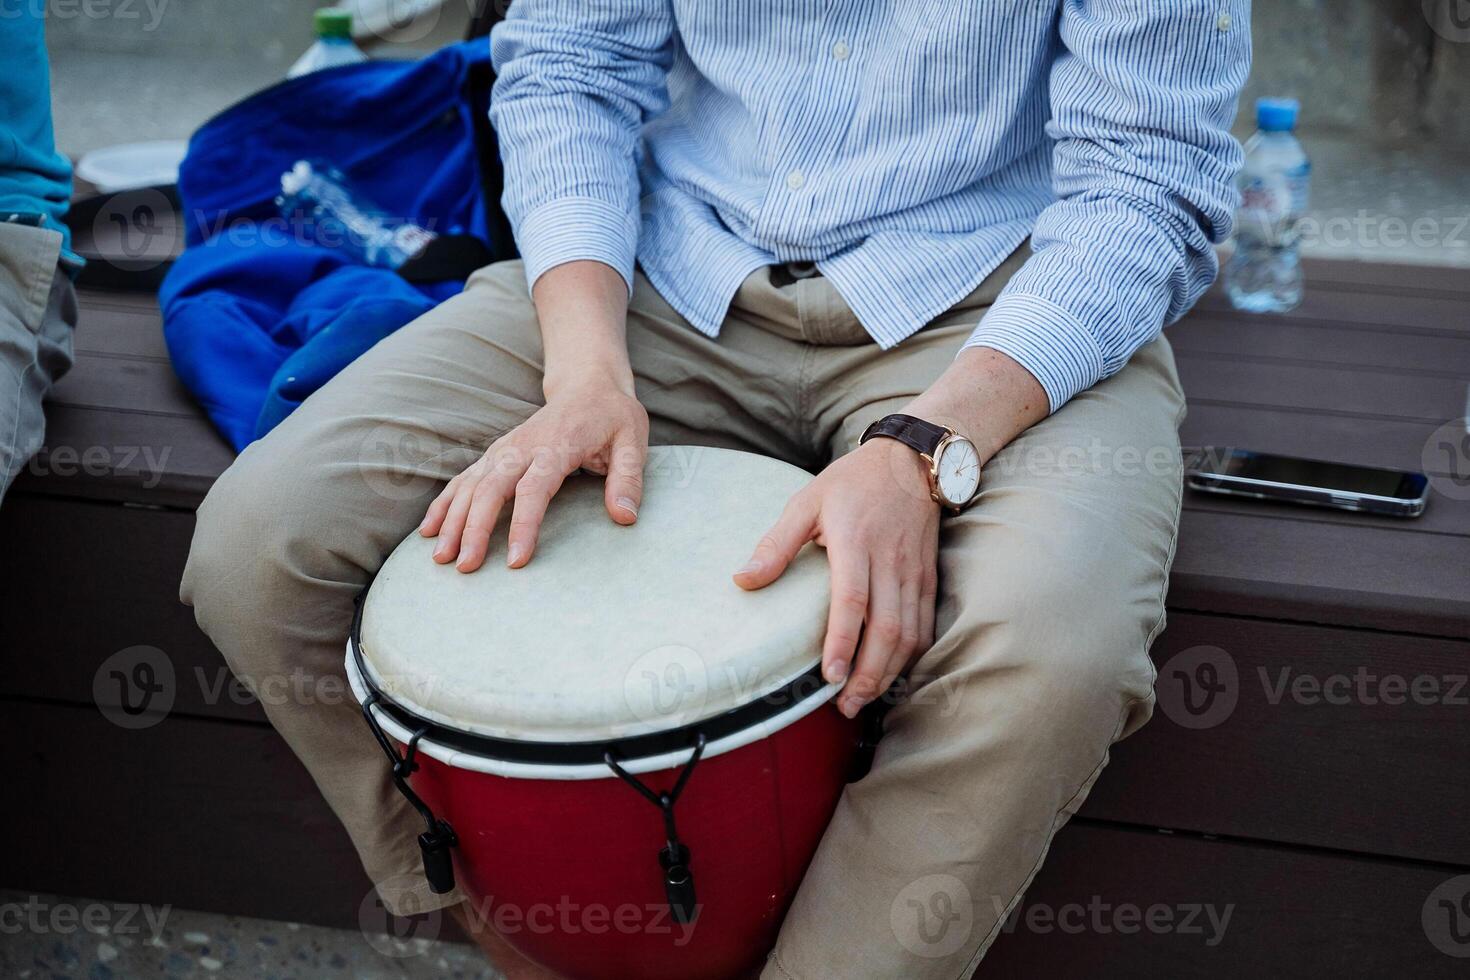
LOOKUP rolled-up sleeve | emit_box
[962,0,1250,412]
[489,0,675,295]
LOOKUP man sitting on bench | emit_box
[183,2,1250,976]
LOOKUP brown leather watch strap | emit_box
[859,413,950,457]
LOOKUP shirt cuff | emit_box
[515,196,640,297]
[960,292,1106,414]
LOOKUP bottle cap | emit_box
[314,7,354,39]
[1256,97,1300,133]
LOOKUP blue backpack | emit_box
[160,40,514,451]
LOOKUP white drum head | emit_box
[356,446,832,746]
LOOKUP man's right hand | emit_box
[418,259,646,573]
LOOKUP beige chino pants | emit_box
[182,252,1185,979]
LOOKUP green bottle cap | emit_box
[314,7,353,39]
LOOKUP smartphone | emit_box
[1185,447,1430,517]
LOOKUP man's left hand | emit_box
[734,438,940,718]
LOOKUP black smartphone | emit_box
[1184,447,1430,518]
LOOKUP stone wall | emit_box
[44,0,1469,148]
[43,0,470,65]
[1239,0,1465,147]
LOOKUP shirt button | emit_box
[1216,11,1232,31]
[785,169,805,191]
[832,40,850,61]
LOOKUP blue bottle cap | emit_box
[1256,97,1300,133]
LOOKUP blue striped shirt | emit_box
[489,1,1250,411]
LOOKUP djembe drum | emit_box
[347,446,858,979]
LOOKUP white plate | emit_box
[75,141,189,193]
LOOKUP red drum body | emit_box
[410,705,856,979]
[349,447,858,979]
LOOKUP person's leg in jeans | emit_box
[0,223,76,506]
[181,258,819,970]
[763,275,1186,979]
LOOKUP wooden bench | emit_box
[2,259,1467,975]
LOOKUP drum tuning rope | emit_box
[360,690,460,895]
[604,733,708,925]
[351,588,458,896]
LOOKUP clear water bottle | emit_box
[287,7,369,78]
[277,160,437,268]
[1225,98,1310,313]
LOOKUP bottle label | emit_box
[1237,162,1310,246]
[1284,161,1310,216]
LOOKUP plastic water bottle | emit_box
[1225,98,1310,313]
[287,7,368,78]
[277,160,437,268]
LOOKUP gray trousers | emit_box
[0,222,76,505]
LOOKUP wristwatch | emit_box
[860,414,982,510]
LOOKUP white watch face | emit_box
[935,438,982,505]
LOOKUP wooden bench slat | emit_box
[1184,492,1470,539]
[1180,402,1452,476]
[68,306,171,360]
[1169,315,1470,375]
[1174,352,1467,422]
[1080,612,1470,865]
[1296,258,1470,297]
[18,402,232,507]
[1170,508,1470,637]
[984,821,1463,976]
[0,496,264,723]
[0,700,368,929]
[1194,286,1470,335]
[47,351,202,418]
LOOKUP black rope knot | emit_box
[605,733,707,924]
[361,692,458,894]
